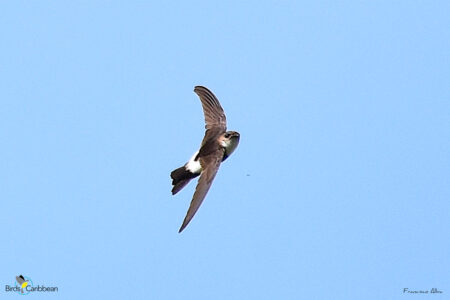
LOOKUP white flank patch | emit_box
[186,150,202,173]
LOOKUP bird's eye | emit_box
[224,133,230,138]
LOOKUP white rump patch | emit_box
[186,150,202,173]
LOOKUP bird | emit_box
[171,86,240,233]
[16,275,29,294]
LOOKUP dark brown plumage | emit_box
[171,86,240,233]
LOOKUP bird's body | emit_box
[16,275,29,294]
[171,86,240,232]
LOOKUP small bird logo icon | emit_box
[16,275,29,294]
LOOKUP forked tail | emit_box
[170,166,199,195]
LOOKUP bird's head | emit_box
[220,131,240,157]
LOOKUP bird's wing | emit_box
[16,276,24,285]
[194,86,227,131]
[179,149,224,232]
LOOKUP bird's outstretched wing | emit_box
[178,149,224,232]
[16,276,25,285]
[194,86,227,131]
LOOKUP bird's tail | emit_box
[170,166,199,195]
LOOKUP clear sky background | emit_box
[1,1,449,299]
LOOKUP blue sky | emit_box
[1,1,449,299]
